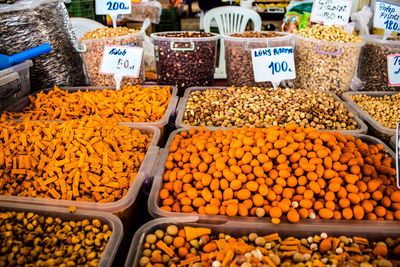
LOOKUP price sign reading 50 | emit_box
[251,46,296,85]
[388,54,400,87]
[100,45,143,78]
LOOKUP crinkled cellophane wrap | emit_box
[0,0,85,90]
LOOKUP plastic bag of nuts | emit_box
[0,0,86,89]
[294,25,364,96]
[224,31,294,87]
[151,32,219,96]
[358,35,400,91]
[79,27,145,87]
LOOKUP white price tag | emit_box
[310,0,352,26]
[251,46,296,84]
[100,45,143,78]
[96,0,131,15]
[374,1,400,33]
[387,54,400,87]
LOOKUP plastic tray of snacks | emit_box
[148,128,397,223]
[175,86,368,135]
[342,91,398,143]
[125,216,400,267]
[0,85,178,132]
[0,201,123,267]
[0,124,160,218]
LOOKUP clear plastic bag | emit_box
[121,1,162,24]
[0,0,86,90]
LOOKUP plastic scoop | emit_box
[0,43,52,70]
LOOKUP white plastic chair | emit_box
[70,17,105,41]
[203,6,262,79]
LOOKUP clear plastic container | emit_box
[151,32,219,96]
[1,85,178,134]
[125,217,400,267]
[148,131,396,221]
[175,86,368,135]
[0,125,160,218]
[0,201,123,267]
[294,35,364,96]
[342,91,397,144]
[0,60,32,109]
[358,35,400,91]
[390,134,397,150]
[223,32,294,87]
[79,32,145,87]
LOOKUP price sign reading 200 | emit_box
[106,1,129,10]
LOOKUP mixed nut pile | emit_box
[294,25,363,95]
[225,31,291,87]
[153,32,217,94]
[0,211,111,266]
[80,27,144,87]
[358,36,400,91]
[182,87,358,130]
[349,93,400,129]
[139,225,400,266]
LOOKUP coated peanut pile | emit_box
[0,118,152,202]
[294,25,363,95]
[0,212,111,267]
[350,93,400,129]
[182,87,358,130]
[160,125,399,222]
[2,85,172,122]
[81,27,139,40]
[139,225,400,267]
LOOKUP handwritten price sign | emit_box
[100,45,143,78]
[96,0,131,15]
[387,54,400,87]
[311,0,352,26]
[374,0,400,33]
[251,46,296,84]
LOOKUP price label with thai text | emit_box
[387,54,400,86]
[100,45,143,78]
[310,0,352,26]
[251,46,296,83]
[374,0,400,33]
[96,0,131,15]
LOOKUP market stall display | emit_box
[0,202,122,267]
[0,118,160,216]
[0,0,86,89]
[294,25,364,96]
[121,1,162,24]
[342,91,398,144]
[358,35,400,91]
[149,125,398,223]
[79,27,145,87]
[151,32,219,96]
[1,85,178,131]
[224,32,293,87]
[176,86,366,133]
[127,218,400,267]
[0,60,32,109]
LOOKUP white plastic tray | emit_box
[125,217,400,267]
[342,91,397,143]
[149,129,397,222]
[0,124,160,214]
[0,201,123,267]
[1,85,178,131]
[176,86,368,135]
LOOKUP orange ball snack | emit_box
[160,124,398,223]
